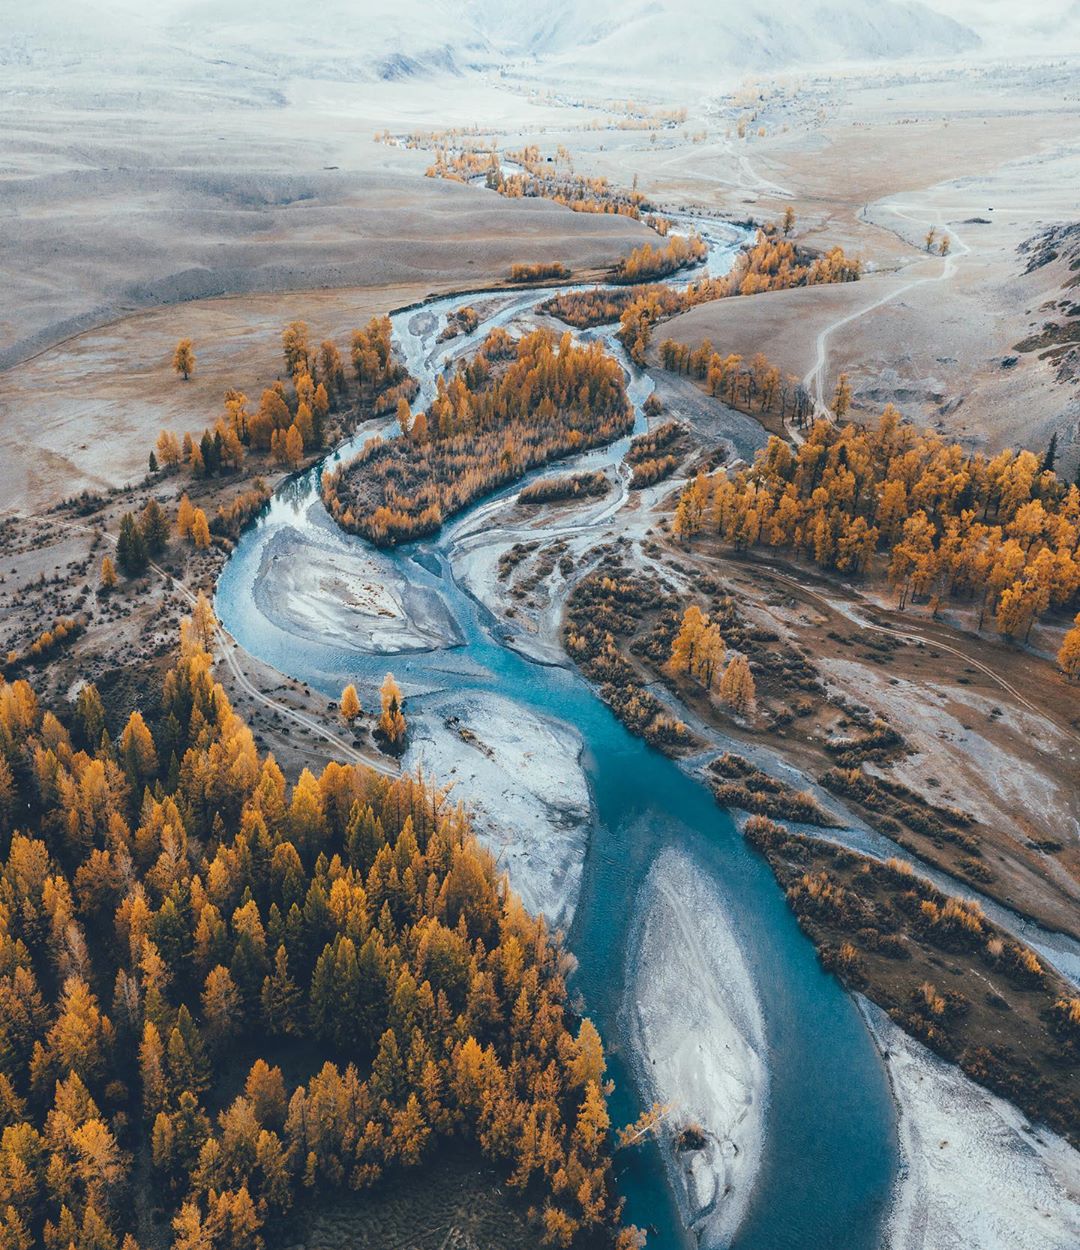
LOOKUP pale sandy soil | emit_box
[0,199,647,515]
[6,57,1079,519]
[653,277,914,391]
[252,524,462,655]
[596,64,1080,471]
[404,690,593,932]
[859,998,1080,1250]
[629,848,768,1250]
[699,551,1080,942]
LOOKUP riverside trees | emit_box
[543,231,859,367]
[322,328,633,547]
[0,608,635,1250]
[670,414,1080,641]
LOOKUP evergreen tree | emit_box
[1041,431,1059,474]
[140,499,171,556]
[117,513,148,576]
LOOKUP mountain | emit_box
[10,0,1075,95]
[930,1,1080,55]
[467,0,981,82]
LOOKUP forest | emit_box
[671,412,1080,648]
[659,337,813,426]
[509,263,572,284]
[610,236,708,285]
[0,601,642,1250]
[322,329,633,546]
[519,472,610,506]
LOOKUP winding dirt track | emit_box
[800,206,969,421]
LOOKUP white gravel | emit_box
[859,997,1080,1250]
[404,690,592,931]
[629,848,768,1248]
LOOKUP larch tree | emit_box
[832,372,852,421]
[318,340,345,397]
[340,684,361,722]
[697,622,726,689]
[173,339,196,381]
[668,604,706,676]
[281,321,310,377]
[938,235,951,257]
[295,401,314,447]
[284,423,304,470]
[157,429,182,469]
[99,556,117,592]
[202,966,243,1049]
[176,494,195,539]
[782,205,796,236]
[120,710,159,785]
[1056,613,1080,680]
[191,509,211,550]
[924,226,937,253]
[189,592,217,652]
[378,673,407,750]
[718,654,755,714]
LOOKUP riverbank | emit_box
[629,849,768,1248]
[404,689,593,933]
[859,999,1080,1250]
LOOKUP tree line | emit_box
[671,411,1080,652]
[660,339,812,425]
[543,230,859,366]
[425,143,656,223]
[611,236,708,285]
[0,603,644,1250]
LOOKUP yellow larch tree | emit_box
[172,339,195,381]
[378,673,407,749]
[157,429,181,469]
[718,654,755,714]
[176,494,195,539]
[191,509,211,550]
[668,604,706,677]
[1059,613,1080,680]
[340,684,361,722]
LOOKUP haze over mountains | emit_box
[4,0,1076,93]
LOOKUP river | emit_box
[215,216,898,1248]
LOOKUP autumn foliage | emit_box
[544,232,859,366]
[510,262,572,283]
[322,329,632,546]
[671,412,1080,639]
[0,610,631,1249]
[611,235,707,284]
[660,339,810,425]
[153,318,412,492]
